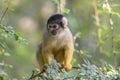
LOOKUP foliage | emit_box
[0,24,24,41]
[29,59,120,80]
[0,24,27,79]
[0,8,27,79]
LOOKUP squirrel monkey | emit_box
[36,14,74,72]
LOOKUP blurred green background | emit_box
[0,0,120,79]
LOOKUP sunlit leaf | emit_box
[102,3,108,10]
[10,8,15,12]
[63,8,70,14]
[112,11,120,18]
[9,65,13,68]
[102,24,108,30]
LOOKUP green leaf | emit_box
[102,24,108,30]
[80,50,84,54]
[5,64,13,68]
[0,42,9,49]
[8,65,13,68]
[112,11,120,18]
[63,8,70,14]
[14,32,21,41]
[10,8,15,12]
[52,0,59,5]
[102,3,108,11]
[71,58,76,64]
[0,24,5,30]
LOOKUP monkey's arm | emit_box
[63,45,74,71]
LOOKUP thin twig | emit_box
[0,0,11,24]
[0,7,9,24]
[28,70,45,80]
[104,0,116,66]
[72,66,80,69]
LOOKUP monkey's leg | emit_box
[64,49,74,71]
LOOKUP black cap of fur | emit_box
[47,14,65,28]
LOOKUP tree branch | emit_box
[28,70,45,80]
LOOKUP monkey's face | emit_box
[47,14,68,36]
[47,23,61,36]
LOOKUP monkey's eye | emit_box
[53,24,59,29]
[48,25,52,29]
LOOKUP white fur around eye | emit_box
[48,24,52,29]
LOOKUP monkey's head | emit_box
[47,14,68,36]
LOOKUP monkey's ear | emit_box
[61,17,68,28]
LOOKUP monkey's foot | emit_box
[64,64,72,71]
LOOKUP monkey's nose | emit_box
[51,31,57,35]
